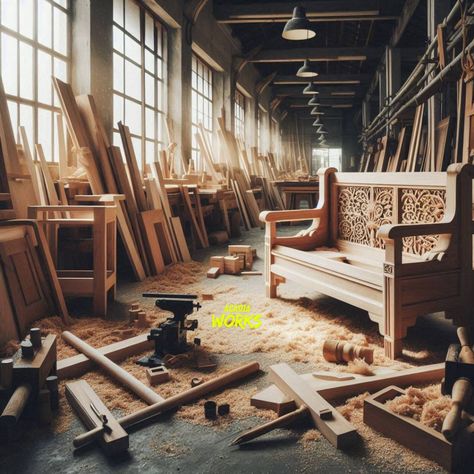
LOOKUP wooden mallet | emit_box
[442,377,473,440]
[457,327,474,364]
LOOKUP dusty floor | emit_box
[0,225,463,473]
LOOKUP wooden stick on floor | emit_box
[62,331,163,405]
[230,404,308,446]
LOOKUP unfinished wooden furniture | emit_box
[29,205,116,317]
[273,180,319,210]
[261,164,474,358]
[0,220,70,338]
[363,386,474,471]
[66,380,129,455]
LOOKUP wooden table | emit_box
[273,180,319,210]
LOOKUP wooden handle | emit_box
[73,361,260,449]
[442,378,472,440]
[457,327,474,364]
[62,331,162,405]
[0,384,32,430]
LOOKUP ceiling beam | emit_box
[250,47,383,63]
[214,1,399,23]
[273,74,371,85]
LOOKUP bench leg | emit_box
[384,337,402,359]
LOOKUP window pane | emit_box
[19,0,34,38]
[1,33,18,95]
[113,53,124,93]
[8,101,18,135]
[113,0,123,26]
[124,60,141,100]
[37,50,52,104]
[113,25,124,53]
[1,0,17,30]
[131,136,142,168]
[19,42,33,99]
[125,0,140,40]
[145,14,153,49]
[125,98,141,136]
[113,94,124,124]
[37,0,52,48]
[145,139,154,165]
[125,34,141,64]
[145,73,154,106]
[19,103,34,146]
[38,107,52,160]
[53,7,68,55]
[145,106,154,139]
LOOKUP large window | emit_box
[234,89,245,141]
[0,0,70,162]
[312,147,342,171]
[191,54,213,165]
[113,0,167,171]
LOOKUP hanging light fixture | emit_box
[282,6,316,41]
[308,94,319,105]
[296,59,318,78]
[312,119,321,127]
[303,82,318,95]
[311,107,324,115]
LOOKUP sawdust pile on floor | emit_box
[340,358,374,376]
[299,429,321,449]
[338,393,441,471]
[386,385,452,431]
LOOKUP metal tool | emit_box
[137,293,201,367]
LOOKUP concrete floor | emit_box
[0,225,458,474]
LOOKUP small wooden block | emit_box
[66,380,129,455]
[224,255,241,274]
[209,256,225,272]
[202,294,214,301]
[146,366,170,385]
[207,267,221,279]
[241,271,262,276]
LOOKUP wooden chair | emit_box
[28,205,117,317]
[260,165,474,359]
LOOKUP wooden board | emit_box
[19,127,44,204]
[171,216,192,262]
[0,77,21,175]
[57,333,153,379]
[269,363,357,449]
[179,186,208,249]
[139,209,167,274]
[35,144,60,206]
[0,231,54,336]
[0,264,20,345]
[118,122,147,212]
[66,380,129,455]
[434,116,453,171]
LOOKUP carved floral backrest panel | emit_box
[337,185,446,256]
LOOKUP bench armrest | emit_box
[378,222,455,240]
[260,208,323,223]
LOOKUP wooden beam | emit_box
[390,0,421,48]
[274,74,370,85]
[250,47,382,63]
[270,363,358,449]
[214,1,399,23]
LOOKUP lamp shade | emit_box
[303,82,318,94]
[311,107,324,115]
[308,94,320,105]
[282,7,316,41]
[312,120,321,127]
[296,59,318,78]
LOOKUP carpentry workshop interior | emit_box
[3,0,474,473]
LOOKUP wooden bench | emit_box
[260,165,474,359]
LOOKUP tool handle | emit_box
[457,327,472,348]
[73,425,104,448]
[442,378,472,440]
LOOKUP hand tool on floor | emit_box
[231,404,308,446]
[137,293,201,367]
[72,361,260,449]
[442,377,473,440]
[323,340,374,364]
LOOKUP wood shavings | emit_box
[299,429,321,448]
[342,358,375,376]
[386,384,452,432]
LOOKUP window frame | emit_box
[234,88,245,141]
[0,0,71,162]
[191,53,213,166]
[112,0,168,172]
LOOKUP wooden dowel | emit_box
[73,361,260,449]
[0,384,32,431]
[442,378,472,440]
[62,331,162,405]
[230,404,308,446]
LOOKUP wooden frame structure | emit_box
[260,164,474,358]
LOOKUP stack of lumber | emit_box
[51,78,192,278]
